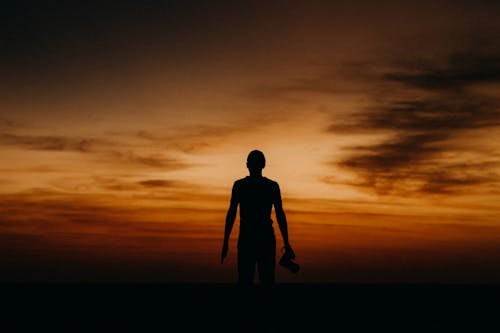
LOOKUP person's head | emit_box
[246,150,266,174]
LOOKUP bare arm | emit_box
[274,184,291,249]
[221,182,238,263]
[223,200,237,245]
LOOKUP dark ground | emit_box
[2,283,499,332]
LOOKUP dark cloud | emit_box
[328,52,500,195]
[417,164,495,195]
[0,117,22,130]
[94,177,183,192]
[107,150,190,169]
[339,159,499,196]
[0,133,100,152]
[138,179,176,188]
[92,177,140,192]
[340,133,444,171]
[0,129,195,171]
[0,133,191,175]
[384,53,500,91]
[249,62,376,101]
[135,127,220,154]
[0,130,194,174]
[250,72,341,99]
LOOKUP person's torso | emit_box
[236,176,277,233]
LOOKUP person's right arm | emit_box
[221,182,238,264]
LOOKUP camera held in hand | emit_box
[279,246,300,273]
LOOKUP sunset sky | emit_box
[1,0,500,283]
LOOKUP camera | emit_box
[279,247,300,273]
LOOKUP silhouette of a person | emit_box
[221,150,295,286]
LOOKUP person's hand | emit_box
[221,242,228,264]
[284,244,295,259]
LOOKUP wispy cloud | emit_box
[104,150,191,170]
[326,52,500,195]
[91,177,187,191]
[0,117,23,130]
[0,189,227,282]
[0,188,225,229]
[135,126,228,153]
[138,179,177,188]
[133,115,288,154]
[384,53,500,91]
[0,133,101,152]
[91,177,141,192]
[0,130,194,172]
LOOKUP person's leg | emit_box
[238,249,256,286]
[255,238,277,329]
[257,237,276,286]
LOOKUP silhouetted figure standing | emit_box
[221,150,296,286]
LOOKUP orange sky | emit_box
[1,1,500,283]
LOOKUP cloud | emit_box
[0,117,23,130]
[384,53,500,91]
[92,177,182,191]
[91,177,141,192]
[248,63,375,102]
[417,163,496,195]
[134,115,288,154]
[339,133,443,171]
[0,131,194,176]
[0,188,226,229]
[0,188,229,282]
[0,133,102,152]
[138,179,176,188]
[105,150,190,170]
[326,51,500,195]
[134,126,232,154]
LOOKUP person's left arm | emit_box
[274,183,294,257]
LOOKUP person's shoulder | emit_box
[263,177,279,187]
[234,177,248,186]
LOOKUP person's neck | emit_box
[249,171,262,178]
